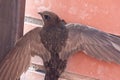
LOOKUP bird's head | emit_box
[38,11,62,26]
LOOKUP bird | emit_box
[0,11,120,80]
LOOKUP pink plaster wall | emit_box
[25,0,120,80]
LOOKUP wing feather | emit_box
[0,27,50,80]
[60,23,120,64]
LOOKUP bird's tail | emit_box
[44,70,60,80]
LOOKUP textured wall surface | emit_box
[25,0,120,80]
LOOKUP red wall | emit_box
[25,0,120,80]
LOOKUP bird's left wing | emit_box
[59,23,120,64]
[0,27,50,80]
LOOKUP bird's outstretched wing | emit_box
[0,27,50,80]
[60,23,120,64]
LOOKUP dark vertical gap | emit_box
[15,0,26,40]
[0,0,26,62]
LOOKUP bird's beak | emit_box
[38,12,43,16]
[38,12,44,20]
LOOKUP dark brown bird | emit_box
[1,11,120,80]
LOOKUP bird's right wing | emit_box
[0,27,50,80]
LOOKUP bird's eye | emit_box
[44,14,50,20]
